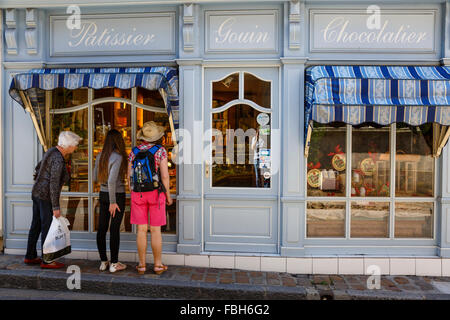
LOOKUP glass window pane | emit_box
[136,108,176,194]
[137,87,165,108]
[52,109,89,193]
[162,202,176,234]
[395,202,433,238]
[212,104,271,188]
[93,197,132,233]
[244,73,271,108]
[94,88,131,100]
[307,124,346,197]
[351,201,389,238]
[52,88,88,110]
[352,126,390,197]
[60,197,89,231]
[395,124,434,197]
[93,103,132,193]
[307,202,346,238]
[212,73,239,108]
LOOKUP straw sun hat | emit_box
[137,121,165,142]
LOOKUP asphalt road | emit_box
[0,288,150,300]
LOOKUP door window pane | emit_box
[307,202,346,238]
[352,126,390,197]
[395,124,434,197]
[307,124,346,197]
[212,104,271,188]
[93,197,132,233]
[136,108,176,194]
[212,73,239,108]
[52,109,89,193]
[93,102,132,193]
[60,197,89,231]
[351,201,389,238]
[244,73,271,108]
[395,202,433,238]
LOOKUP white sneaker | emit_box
[110,262,127,273]
[99,261,109,271]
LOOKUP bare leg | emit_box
[150,226,163,267]
[137,224,148,267]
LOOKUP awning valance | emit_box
[305,65,450,157]
[9,67,179,151]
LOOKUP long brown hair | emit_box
[98,129,128,184]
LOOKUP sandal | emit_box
[153,264,168,275]
[136,264,146,275]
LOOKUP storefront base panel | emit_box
[204,243,278,254]
[4,248,450,276]
[303,246,439,257]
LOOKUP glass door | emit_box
[203,68,280,253]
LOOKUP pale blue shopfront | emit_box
[2,0,450,275]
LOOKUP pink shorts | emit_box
[130,190,166,226]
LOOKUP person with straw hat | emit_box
[128,121,173,275]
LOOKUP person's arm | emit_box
[159,157,173,206]
[49,156,64,217]
[107,154,122,217]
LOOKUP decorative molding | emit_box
[24,8,38,54]
[25,8,36,27]
[182,3,195,52]
[4,9,17,55]
[289,0,301,50]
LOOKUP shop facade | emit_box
[1,0,450,276]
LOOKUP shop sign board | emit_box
[206,10,278,53]
[310,9,437,53]
[50,12,176,56]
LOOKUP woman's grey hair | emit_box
[58,131,82,148]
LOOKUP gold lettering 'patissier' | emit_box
[215,17,270,45]
[321,17,427,44]
[68,22,156,48]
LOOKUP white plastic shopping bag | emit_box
[43,216,71,263]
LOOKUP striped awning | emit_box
[305,65,450,157]
[9,67,179,151]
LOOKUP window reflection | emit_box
[352,126,390,197]
[351,201,389,238]
[60,197,89,231]
[307,124,346,197]
[52,88,88,110]
[307,202,346,238]
[212,73,239,108]
[212,104,271,188]
[137,87,165,108]
[395,124,434,197]
[244,73,271,108]
[395,202,433,238]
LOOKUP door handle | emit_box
[205,161,210,178]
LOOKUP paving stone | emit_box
[394,277,410,285]
[281,277,296,287]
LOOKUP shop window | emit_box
[306,123,435,239]
[59,196,89,232]
[94,88,131,100]
[212,104,271,188]
[136,107,177,195]
[93,197,132,233]
[351,126,390,197]
[307,202,345,238]
[307,124,346,197]
[350,201,389,238]
[137,87,165,108]
[52,109,89,193]
[395,124,434,197]
[212,73,239,108]
[244,73,271,109]
[395,202,433,238]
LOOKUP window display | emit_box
[306,123,435,239]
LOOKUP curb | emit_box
[0,269,308,300]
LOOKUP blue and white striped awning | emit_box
[305,65,450,156]
[9,67,179,151]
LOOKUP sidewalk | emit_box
[0,253,449,300]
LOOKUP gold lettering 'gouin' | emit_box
[69,22,156,48]
[215,17,270,45]
[322,17,427,44]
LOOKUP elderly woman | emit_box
[24,131,81,269]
